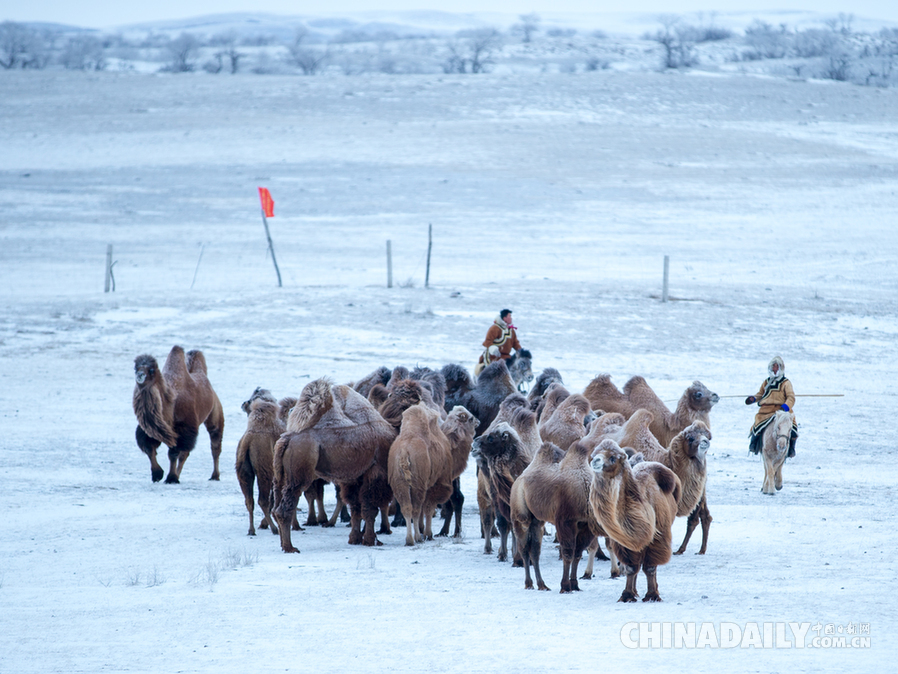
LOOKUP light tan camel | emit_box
[510,440,598,592]
[589,439,681,602]
[583,375,718,446]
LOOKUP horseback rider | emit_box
[474,309,522,377]
[746,355,798,457]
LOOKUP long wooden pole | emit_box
[425,223,432,289]
[386,239,393,288]
[104,244,113,293]
[662,255,669,302]
[261,211,282,288]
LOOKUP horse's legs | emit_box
[775,460,784,491]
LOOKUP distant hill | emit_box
[23,9,898,41]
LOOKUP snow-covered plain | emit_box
[1,67,896,672]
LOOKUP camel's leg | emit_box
[135,426,164,482]
[496,514,511,562]
[204,398,224,481]
[379,504,393,535]
[424,508,434,541]
[643,565,662,602]
[404,508,416,546]
[608,543,621,578]
[437,479,464,538]
[303,490,317,527]
[324,490,344,528]
[165,447,185,484]
[272,485,303,553]
[675,492,712,555]
[696,496,712,555]
[348,505,364,545]
[511,529,523,568]
[556,521,576,593]
[618,564,639,603]
[521,519,548,591]
[480,503,495,554]
[238,472,257,536]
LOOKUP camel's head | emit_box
[583,409,598,428]
[446,405,478,436]
[133,354,158,386]
[682,421,712,461]
[590,440,629,478]
[527,368,563,401]
[242,387,276,415]
[688,381,720,412]
[471,422,520,461]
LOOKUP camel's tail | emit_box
[287,378,334,432]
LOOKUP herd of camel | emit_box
[130,344,790,602]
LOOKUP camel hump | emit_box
[622,376,648,395]
[185,349,207,374]
[162,345,189,380]
[649,464,681,501]
[535,441,565,465]
[288,378,334,432]
[630,408,655,427]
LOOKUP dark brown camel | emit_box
[132,346,224,484]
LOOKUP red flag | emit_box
[258,187,274,218]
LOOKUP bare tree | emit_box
[650,15,696,69]
[743,20,789,59]
[165,32,200,72]
[445,28,502,74]
[287,26,328,75]
[211,32,243,74]
[60,34,106,70]
[514,13,541,44]
[0,21,36,69]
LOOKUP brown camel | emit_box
[538,393,593,452]
[272,378,396,553]
[236,389,286,536]
[132,346,224,484]
[589,409,714,555]
[589,439,681,603]
[537,383,571,423]
[582,375,719,447]
[388,404,477,546]
[761,410,794,495]
[510,440,598,593]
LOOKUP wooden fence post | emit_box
[386,240,393,288]
[425,224,432,289]
[104,244,113,292]
[662,255,670,303]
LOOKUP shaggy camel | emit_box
[583,375,719,447]
[510,440,598,593]
[538,393,593,452]
[537,383,571,423]
[272,378,396,553]
[589,440,681,603]
[589,409,714,554]
[476,394,541,557]
[761,410,794,495]
[527,368,564,418]
[442,360,517,435]
[132,346,224,484]
[235,389,284,536]
[351,366,392,399]
[388,404,477,546]
[471,420,535,565]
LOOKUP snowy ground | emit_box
[1,69,896,672]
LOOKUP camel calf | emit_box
[388,404,477,546]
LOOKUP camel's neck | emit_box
[595,469,652,551]
[133,376,177,446]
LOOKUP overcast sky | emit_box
[7,0,898,28]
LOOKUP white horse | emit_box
[761,410,794,495]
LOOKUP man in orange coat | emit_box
[474,309,522,376]
[746,355,798,457]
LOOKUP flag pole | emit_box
[258,187,282,288]
[261,210,282,288]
